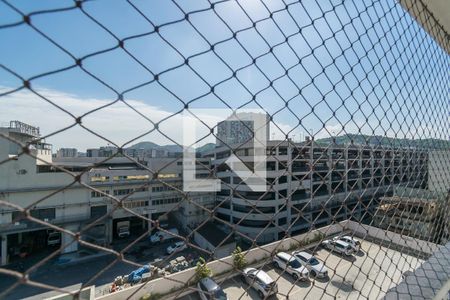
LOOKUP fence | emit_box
[0,0,449,299]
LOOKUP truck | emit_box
[47,230,61,246]
[149,228,179,244]
[117,221,130,238]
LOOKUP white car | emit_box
[166,241,187,255]
[334,235,361,252]
[272,252,309,281]
[197,277,228,300]
[322,239,354,256]
[241,267,278,298]
[292,251,328,278]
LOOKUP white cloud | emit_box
[0,87,303,150]
[0,86,190,150]
[4,86,438,151]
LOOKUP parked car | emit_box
[241,267,278,298]
[322,239,354,256]
[149,228,179,244]
[334,235,361,252]
[166,241,187,255]
[197,277,228,300]
[292,251,328,278]
[272,252,309,281]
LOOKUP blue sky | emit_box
[0,0,448,150]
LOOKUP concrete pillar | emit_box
[1,235,8,266]
[61,225,79,254]
[105,219,113,244]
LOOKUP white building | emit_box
[56,148,78,158]
[0,122,213,266]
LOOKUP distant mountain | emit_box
[196,143,216,153]
[128,141,160,150]
[316,134,450,149]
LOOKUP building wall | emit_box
[0,129,215,264]
[213,141,428,243]
[193,230,236,259]
[428,150,450,194]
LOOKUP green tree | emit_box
[195,257,212,281]
[232,246,247,270]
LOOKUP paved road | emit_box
[1,255,136,300]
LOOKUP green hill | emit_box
[316,134,450,149]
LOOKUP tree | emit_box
[232,246,247,270]
[195,257,212,281]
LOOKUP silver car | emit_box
[292,251,328,278]
[241,267,278,298]
[322,239,354,256]
[273,252,309,281]
[197,277,228,300]
[334,235,361,252]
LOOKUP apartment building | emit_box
[216,112,270,146]
[55,148,78,158]
[211,139,428,243]
[0,122,213,266]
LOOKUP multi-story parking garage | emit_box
[210,139,428,243]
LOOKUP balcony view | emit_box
[0,0,449,300]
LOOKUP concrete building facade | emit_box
[0,122,213,266]
[0,119,441,264]
[210,139,429,243]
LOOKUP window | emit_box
[152,185,178,192]
[278,147,288,155]
[91,176,109,182]
[91,190,110,198]
[113,188,133,196]
[123,200,149,209]
[113,175,150,181]
[266,161,276,171]
[135,186,149,192]
[151,198,181,205]
[30,208,56,221]
[91,205,107,218]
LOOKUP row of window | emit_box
[113,188,134,196]
[152,197,182,206]
[152,185,181,192]
[113,175,150,181]
[91,190,110,198]
[123,200,149,209]
[91,174,181,183]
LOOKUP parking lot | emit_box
[181,239,423,300]
[1,230,203,300]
